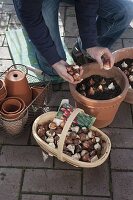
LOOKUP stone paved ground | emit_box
[0,1,133,200]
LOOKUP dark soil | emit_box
[76,75,122,100]
[114,58,133,88]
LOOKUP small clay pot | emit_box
[0,80,6,96]
[0,97,26,120]
[0,90,7,102]
[0,80,7,102]
[31,86,46,107]
[1,97,22,114]
[5,69,32,106]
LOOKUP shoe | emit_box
[71,41,95,66]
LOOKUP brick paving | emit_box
[0,1,133,200]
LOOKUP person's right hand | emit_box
[86,46,114,70]
[52,60,83,84]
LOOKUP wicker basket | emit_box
[32,108,111,168]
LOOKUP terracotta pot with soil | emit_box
[69,63,129,128]
[113,47,133,104]
[4,69,32,106]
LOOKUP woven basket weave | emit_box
[32,109,111,168]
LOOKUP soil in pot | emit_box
[114,58,133,88]
[76,75,122,100]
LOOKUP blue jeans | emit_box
[13,0,133,75]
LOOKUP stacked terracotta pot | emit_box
[0,69,32,135]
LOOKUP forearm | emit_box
[75,0,99,49]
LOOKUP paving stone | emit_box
[59,7,65,26]
[111,149,133,170]
[0,34,5,46]
[2,4,15,13]
[0,125,30,145]
[103,128,133,148]
[0,46,11,59]
[22,169,81,194]
[0,0,13,3]
[59,24,65,37]
[112,172,133,200]
[66,7,76,17]
[48,91,75,107]
[0,13,9,34]
[3,35,8,46]
[123,38,133,48]
[9,14,21,24]
[0,59,13,71]
[22,194,49,200]
[64,36,76,49]
[110,39,123,52]
[0,145,49,168]
[120,28,133,38]
[8,23,22,30]
[83,162,110,196]
[0,168,22,200]
[65,16,78,37]
[52,196,111,200]
[109,102,133,128]
[54,158,80,170]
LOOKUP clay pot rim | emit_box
[112,47,133,104]
[1,108,28,122]
[1,97,22,114]
[0,97,26,120]
[113,47,133,56]
[0,79,6,96]
[113,47,133,93]
[69,66,129,105]
[0,90,7,101]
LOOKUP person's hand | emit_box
[86,46,114,70]
[52,60,83,84]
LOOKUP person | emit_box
[13,0,133,83]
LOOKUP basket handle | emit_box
[57,108,84,161]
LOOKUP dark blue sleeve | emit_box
[16,0,62,66]
[75,0,99,49]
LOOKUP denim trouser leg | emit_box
[36,0,66,75]
[97,0,133,48]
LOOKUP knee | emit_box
[117,3,133,26]
[114,5,133,28]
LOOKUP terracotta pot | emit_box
[0,80,6,96]
[31,86,46,107]
[1,97,22,114]
[4,69,32,106]
[113,47,133,104]
[0,97,26,120]
[69,63,129,128]
[0,80,7,102]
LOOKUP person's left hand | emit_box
[52,60,83,84]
